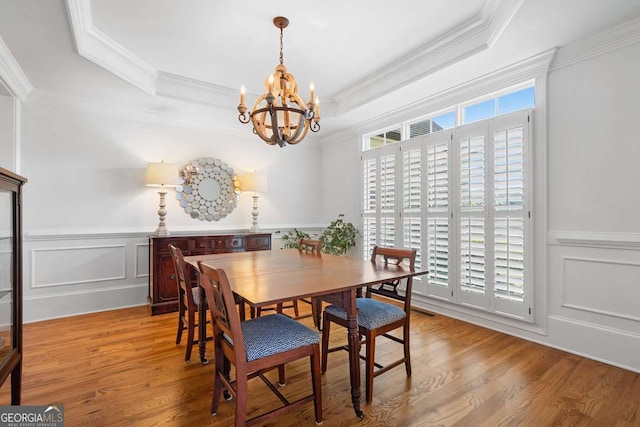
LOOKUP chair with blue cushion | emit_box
[320,246,417,403]
[198,261,323,426]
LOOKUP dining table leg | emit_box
[344,289,364,418]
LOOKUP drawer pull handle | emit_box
[233,240,237,245]
[169,274,176,281]
[199,242,205,247]
[256,239,261,244]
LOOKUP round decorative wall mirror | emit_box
[176,157,241,221]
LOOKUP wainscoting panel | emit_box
[135,243,149,278]
[31,244,126,288]
[23,231,152,322]
[562,256,640,322]
[546,232,640,372]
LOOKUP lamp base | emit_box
[250,194,260,233]
[155,190,170,237]
[154,226,170,237]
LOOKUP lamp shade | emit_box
[146,162,178,187]
[240,173,268,193]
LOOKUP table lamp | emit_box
[240,173,268,232]
[146,161,179,236]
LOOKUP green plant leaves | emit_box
[277,214,360,256]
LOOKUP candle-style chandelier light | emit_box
[237,16,320,147]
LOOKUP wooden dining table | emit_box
[184,248,427,418]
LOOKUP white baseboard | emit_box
[413,296,640,374]
[23,283,148,323]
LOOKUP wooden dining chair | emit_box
[198,262,323,426]
[169,244,211,362]
[320,245,417,403]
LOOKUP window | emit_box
[463,99,495,124]
[407,111,456,138]
[462,85,535,125]
[363,84,533,151]
[366,127,402,149]
[361,110,532,321]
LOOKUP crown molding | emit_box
[66,0,157,94]
[0,36,33,100]
[350,48,555,135]
[25,88,244,135]
[156,71,241,107]
[550,16,640,71]
[333,0,524,114]
[65,0,522,117]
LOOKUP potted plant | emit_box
[278,228,312,249]
[276,214,359,256]
[320,214,359,256]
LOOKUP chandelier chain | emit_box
[279,27,284,65]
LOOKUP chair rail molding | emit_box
[549,230,640,249]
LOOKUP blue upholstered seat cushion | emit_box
[240,314,320,362]
[325,298,406,330]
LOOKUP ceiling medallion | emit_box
[237,16,320,147]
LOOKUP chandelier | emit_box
[237,16,320,147]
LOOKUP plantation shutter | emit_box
[457,122,489,309]
[424,131,452,300]
[401,138,424,294]
[362,156,378,258]
[492,111,530,319]
[361,109,532,321]
[362,144,399,258]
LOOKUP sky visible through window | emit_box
[464,86,534,124]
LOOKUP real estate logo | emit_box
[0,405,64,427]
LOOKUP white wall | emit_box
[21,100,323,233]
[320,130,361,230]
[0,94,14,171]
[545,41,640,371]
[19,96,324,321]
[320,38,640,373]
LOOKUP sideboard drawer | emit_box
[214,237,244,250]
[191,237,213,250]
[246,234,272,251]
[156,238,189,253]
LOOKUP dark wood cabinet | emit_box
[148,233,271,315]
[0,167,26,404]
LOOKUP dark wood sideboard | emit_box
[148,233,271,315]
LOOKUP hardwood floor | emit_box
[1,305,639,426]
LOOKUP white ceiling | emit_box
[1,0,640,135]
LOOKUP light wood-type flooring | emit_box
[1,304,639,426]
